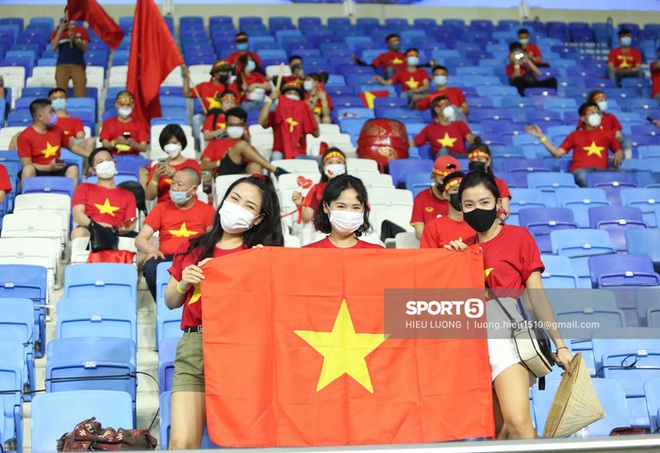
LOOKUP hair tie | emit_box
[252,173,265,182]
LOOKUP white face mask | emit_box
[226,126,244,139]
[434,75,447,86]
[324,164,346,179]
[163,143,181,158]
[407,56,419,66]
[327,206,364,235]
[519,38,529,46]
[587,113,602,128]
[246,60,256,72]
[442,106,455,120]
[596,100,608,112]
[118,107,133,118]
[285,94,301,101]
[219,201,257,234]
[303,80,314,92]
[95,160,116,179]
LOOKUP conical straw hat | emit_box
[543,352,605,438]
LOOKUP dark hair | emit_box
[88,147,113,167]
[48,88,67,98]
[458,170,501,203]
[385,33,400,41]
[29,98,51,119]
[509,41,523,52]
[177,167,201,186]
[586,90,604,102]
[578,101,599,116]
[618,28,631,37]
[313,174,372,237]
[183,175,283,260]
[517,28,530,36]
[319,147,346,183]
[159,124,187,150]
[237,53,252,74]
[467,137,495,177]
[404,48,419,56]
[235,31,248,40]
[289,55,303,64]
[430,95,450,114]
[442,171,465,190]
[306,73,322,82]
[226,107,247,123]
[432,65,448,74]
[115,90,134,101]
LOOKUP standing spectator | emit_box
[236,54,270,111]
[49,7,89,98]
[99,91,149,157]
[415,65,469,120]
[372,49,430,106]
[0,163,12,204]
[507,42,557,96]
[353,33,406,80]
[183,60,239,111]
[304,73,333,125]
[608,28,644,87]
[200,90,238,143]
[517,28,548,67]
[578,90,631,156]
[49,88,95,156]
[226,32,263,68]
[409,96,474,157]
[651,48,660,102]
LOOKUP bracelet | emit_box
[265,98,273,105]
[149,180,158,186]
[556,346,568,352]
[540,136,547,143]
[175,282,188,294]
[216,160,221,168]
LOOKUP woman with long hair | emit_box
[236,53,270,111]
[466,137,511,221]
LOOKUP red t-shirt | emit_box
[57,116,84,138]
[17,125,70,165]
[524,43,543,60]
[652,61,660,98]
[168,241,248,329]
[191,81,241,110]
[506,63,533,79]
[416,87,467,111]
[410,187,448,225]
[267,97,318,159]
[559,129,621,172]
[302,182,327,212]
[608,47,642,70]
[0,164,12,194]
[304,92,334,116]
[71,183,137,229]
[146,159,202,203]
[202,139,241,176]
[304,237,383,248]
[465,224,544,298]
[240,72,268,88]
[391,68,430,92]
[420,215,475,249]
[227,51,262,68]
[576,112,622,132]
[372,51,406,70]
[144,198,216,255]
[201,111,227,133]
[495,178,511,200]
[99,117,149,156]
[413,121,472,155]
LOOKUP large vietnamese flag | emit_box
[126,0,183,125]
[201,247,494,447]
[67,0,124,49]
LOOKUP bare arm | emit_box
[135,224,165,259]
[301,206,314,223]
[0,190,6,204]
[72,204,91,228]
[525,124,567,158]
[371,75,393,86]
[258,91,278,128]
[164,258,211,309]
[413,223,424,241]
[460,102,470,115]
[20,156,62,172]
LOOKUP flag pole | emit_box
[185,66,208,115]
[275,63,284,91]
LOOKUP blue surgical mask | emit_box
[51,99,67,111]
[246,60,256,72]
[620,37,632,46]
[170,187,194,205]
[236,42,249,51]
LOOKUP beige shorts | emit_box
[171,331,205,393]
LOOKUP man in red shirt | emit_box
[135,167,216,300]
[282,55,305,85]
[420,171,475,248]
[409,96,474,156]
[526,101,625,186]
[99,91,149,157]
[200,90,238,143]
[372,48,430,106]
[49,87,95,157]
[17,98,88,189]
[49,7,89,97]
[414,65,469,119]
[410,155,460,240]
[353,33,406,80]
[507,41,557,96]
[608,28,644,87]
[651,48,660,101]
[227,32,263,68]
[517,28,548,67]
[183,60,239,111]
[304,73,333,125]
[578,90,631,156]
[71,147,137,239]
[0,163,12,204]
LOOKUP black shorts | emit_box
[20,163,76,179]
[216,153,247,176]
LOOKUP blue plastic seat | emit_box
[64,263,137,305]
[585,171,637,206]
[388,159,434,189]
[519,208,579,254]
[589,254,660,289]
[507,188,549,225]
[588,206,647,252]
[644,377,660,433]
[56,298,137,344]
[619,188,660,227]
[156,262,182,350]
[0,298,35,401]
[21,176,74,199]
[551,229,618,288]
[158,337,179,394]
[0,349,23,452]
[553,188,610,228]
[626,230,660,275]
[527,172,578,191]
[540,255,581,289]
[501,158,551,174]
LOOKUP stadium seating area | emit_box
[0,11,659,451]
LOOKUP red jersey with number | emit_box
[56,116,84,138]
[144,198,216,255]
[420,216,475,249]
[146,159,201,203]
[416,87,467,111]
[99,117,149,155]
[576,112,622,132]
[304,237,383,248]
[372,51,406,70]
[0,164,12,194]
[302,182,327,211]
[608,47,642,70]
[268,96,318,158]
[71,183,137,229]
[17,125,70,165]
[413,121,472,155]
[304,92,334,116]
[391,68,430,92]
[559,129,621,172]
[410,188,448,225]
[169,241,248,329]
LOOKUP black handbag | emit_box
[87,219,119,252]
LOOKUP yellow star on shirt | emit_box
[63,130,70,135]
[94,198,120,217]
[437,133,458,148]
[295,299,388,393]
[583,141,605,158]
[188,283,201,305]
[169,222,200,238]
[404,77,420,89]
[285,117,299,133]
[205,96,221,110]
[391,57,404,65]
[619,59,631,69]
[41,141,60,159]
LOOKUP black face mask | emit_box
[463,206,497,232]
[216,74,229,84]
[469,161,487,172]
[449,193,462,211]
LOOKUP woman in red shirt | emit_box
[236,53,270,111]
[446,171,573,440]
[466,138,511,221]
[163,174,283,449]
[305,174,382,249]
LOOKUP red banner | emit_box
[201,248,494,447]
[67,0,124,49]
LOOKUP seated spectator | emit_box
[282,55,305,85]
[0,75,6,99]
[292,147,346,223]
[227,31,263,68]
[17,98,88,189]
[526,101,624,187]
[49,87,95,156]
[409,96,474,157]
[517,28,548,67]
[71,147,137,239]
[372,48,430,106]
[304,73,333,125]
[202,107,286,176]
[258,82,320,161]
[651,47,660,102]
[466,138,511,221]
[183,60,239,110]
[353,33,406,80]
[410,155,460,240]
[608,28,644,87]
[507,42,557,96]
[146,124,201,204]
[0,163,11,204]
[135,167,215,300]
[414,65,469,120]
[420,171,474,248]
[578,90,631,156]
[200,90,238,143]
[236,53,270,111]
[99,91,149,157]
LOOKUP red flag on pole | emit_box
[126,0,183,125]
[67,0,124,50]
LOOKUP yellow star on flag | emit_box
[285,117,299,133]
[205,96,221,110]
[391,57,404,65]
[41,141,60,159]
[295,299,388,393]
[164,178,172,185]
[169,222,200,238]
[437,133,457,148]
[94,198,120,216]
[216,121,226,130]
[484,268,494,280]
[63,130,70,135]
[188,283,201,305]
[583,141,605,158]
[404,77,420,89]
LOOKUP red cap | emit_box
[432,155,460,177]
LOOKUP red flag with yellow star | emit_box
[358,90,391,109]
[68,0,124,49]
[201,247,494,447]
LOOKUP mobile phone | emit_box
[123,132,131,139]
[157,158,168,165]
[55,158,64,164]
